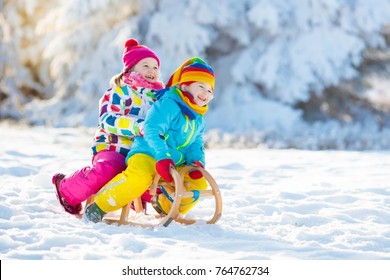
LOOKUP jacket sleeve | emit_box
[143,97,183,162]
[99,86,144,137]
[184,121,206,166]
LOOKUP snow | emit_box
[1,121,390,261]
[2,0,390,276]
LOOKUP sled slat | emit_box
[179,190,216,198]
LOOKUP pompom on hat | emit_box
[122,38,160,72]
[166,57,215,90]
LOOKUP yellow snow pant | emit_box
[94,153,207,215]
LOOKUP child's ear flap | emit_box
[180,85,188,91]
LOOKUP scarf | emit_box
[123,72,164,91]
[173,87,208,118]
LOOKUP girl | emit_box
[52,38,163,215]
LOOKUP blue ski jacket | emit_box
[126,86,206,166]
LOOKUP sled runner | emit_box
[85,166,222,227]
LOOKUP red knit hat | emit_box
[122,38,160,72]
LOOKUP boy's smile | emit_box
[182,82,214,107]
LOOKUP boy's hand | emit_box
[188,161,204,180]
[156,159,175,182]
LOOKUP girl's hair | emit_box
[110,72,124,87]
[110,72,125,87]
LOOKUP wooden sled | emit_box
[85,166,222,228]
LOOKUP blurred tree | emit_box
[1,0,390,149]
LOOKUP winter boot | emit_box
[52,173,82,215]
[84,203,106,223]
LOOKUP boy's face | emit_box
[182,82,214,107]
[132,58,160,82]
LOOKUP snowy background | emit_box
[2,0,390,149]
[1,0,390,264]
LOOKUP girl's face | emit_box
[182,82,214,107]
[132,58,160,82]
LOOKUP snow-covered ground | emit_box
[1,121,390,262]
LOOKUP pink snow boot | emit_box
[52,173,82,215]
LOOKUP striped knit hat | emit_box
[122,38,160,72]
[166,57,215,90]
